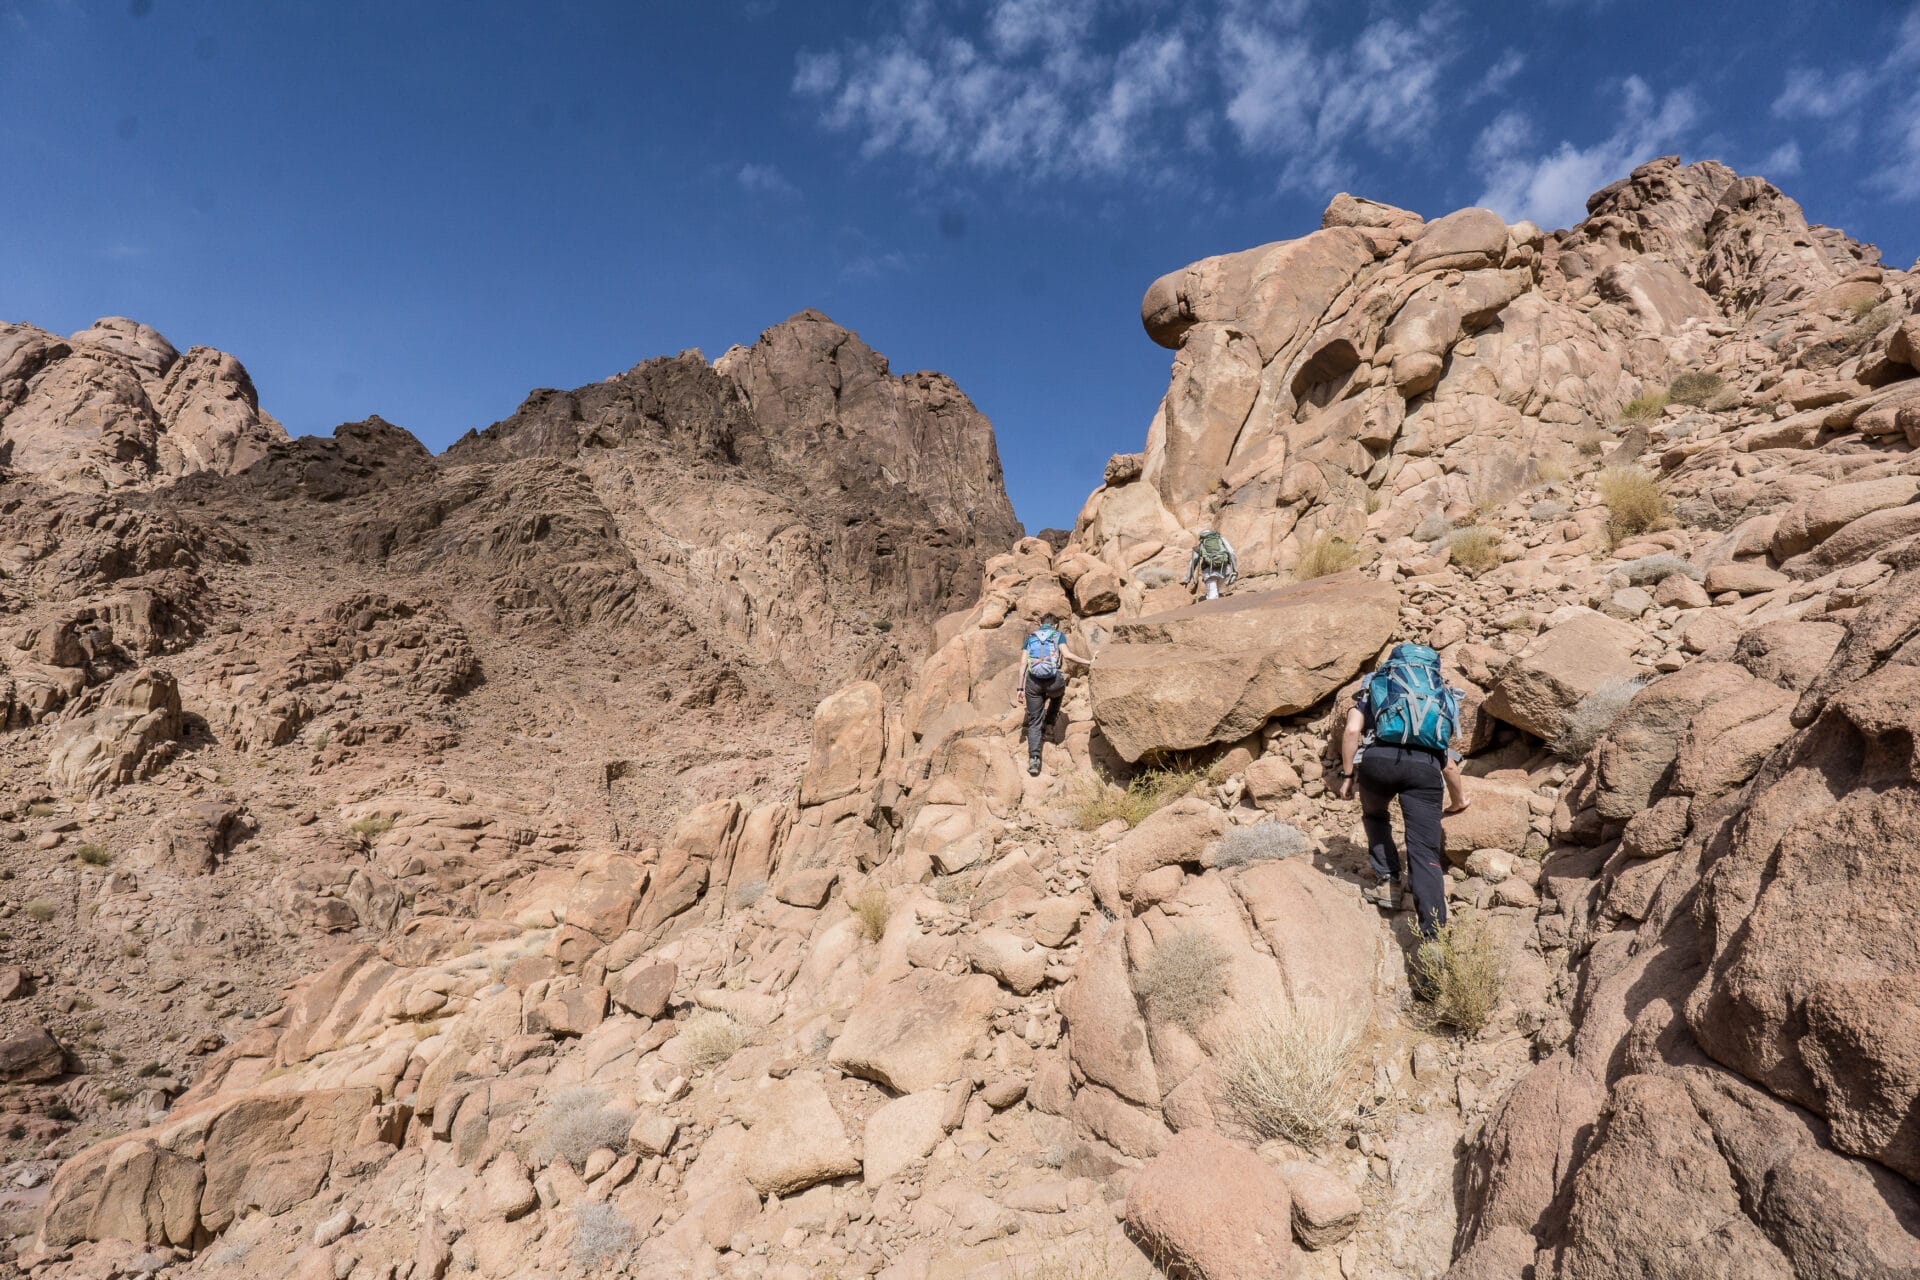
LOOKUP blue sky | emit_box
[4,1,1916,531]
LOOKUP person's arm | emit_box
[1011,653,1029,706]
[1442,758,1470,813]
[1061,643,1092,667]
[1336,706,1364,799]
[1222,535,1239,583]
[1182,547,1200,585]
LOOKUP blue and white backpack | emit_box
[1024,626,1065,680]
[1365,643,1460,753]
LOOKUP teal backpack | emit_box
[1366,644,1459,753]
[1024,627,1065,680]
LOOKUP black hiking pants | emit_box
[1358,744,1448,939]
[1024,671,1066,761]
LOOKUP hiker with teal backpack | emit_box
[1013,613,1090,777]
[1183,529,1238,600]
[1335,643,1470,939]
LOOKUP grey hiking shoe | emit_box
[1363,878,1400,909]
[1028,756,1042,777]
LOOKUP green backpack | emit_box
[1197,531,1232,570]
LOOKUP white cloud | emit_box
[736,163,801,200]
[1758,139,1802,178]
[1472,77,1699,229]
[1465,49,1525,104]
[1769,7,1920,200]
[1772,67,1873,121]
[793,0,1455,187]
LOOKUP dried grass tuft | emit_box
[1413,916,1509,1037]
[1217,1002,1364,1148]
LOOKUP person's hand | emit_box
[1337,774,1354,800]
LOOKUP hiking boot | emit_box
[1363,878,1400,909]
[1027,756,1042,777]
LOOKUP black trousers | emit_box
[1024,671,1066,759]
[1358,744,1448,938]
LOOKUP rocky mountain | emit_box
[6,157,1920,1280]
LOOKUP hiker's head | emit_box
[1039,613,1060,629]
[1199,528,1216,538]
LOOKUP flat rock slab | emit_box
[828,969,1000,1094]
[1090,573,1398,761]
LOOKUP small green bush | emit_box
[74,843,112,867]
[1598,467,1670,542]
[1295,534,1360,579]
[1414,916,1509,1036]
[1667,371,1725,406]
[1073,766,1206,831]
[1447,527,1503,573]
[1135,930,1230,1035]
[851,885,890,942]
[348,814,393,840]
[1413,512,1454,543]
[1618,553,1702,585]
[1620,389,1669,423]
[24,899,55,923]
[1575,426,1611,457]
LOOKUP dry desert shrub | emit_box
[73,843,112,866]
[24,899,55,922]
[1214,821,1310,868]
[1413,511,1453,543]
[1598,467,1670,542]
[1414,916,1508,1037]
[1553,676,1646,758]
[1135,929,1230,1035]
[1072,766,1205,831]
[571,1201,636,1268]
[1618,553,1702,585]
[1532,450,1573,484]
[1574,425,1612,457]
[1619,389,1669,423]
[1217,1001,1364,1147]
[1136,564,1177,588]
[678,1012,749,1073]
[1530,498,1570,522]
[850,884,891,942]
[1294,534,1359,579]
[533,1087,635,1169]
[1666,370,1726,406]
[1447,526,1503,572]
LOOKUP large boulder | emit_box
[798,681,887,806]
[1483,609,1645,743]
[1126,1130,1295,1280]
[1090,574,1398,761]
[741,1076,861,1195]
[45,668,182,795]
[828,969,1000,1094]
[0,1025,69,1082]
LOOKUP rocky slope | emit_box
[0,310,1017,1264]
[7,157,1920,1280]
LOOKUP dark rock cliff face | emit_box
[446,310,1022,680]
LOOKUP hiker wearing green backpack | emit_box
[1183,529,1238,600]
[1012,613,1090,777]
[1335,643,1470,939]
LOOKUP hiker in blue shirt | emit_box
[1012,613,1090,777]
[1335,644,1470,939]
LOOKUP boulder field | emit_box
[4,156,1920,1279]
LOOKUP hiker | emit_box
[1012,613,1090,776]
[1334,643,1470,939]
[1182,528,1238,600]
